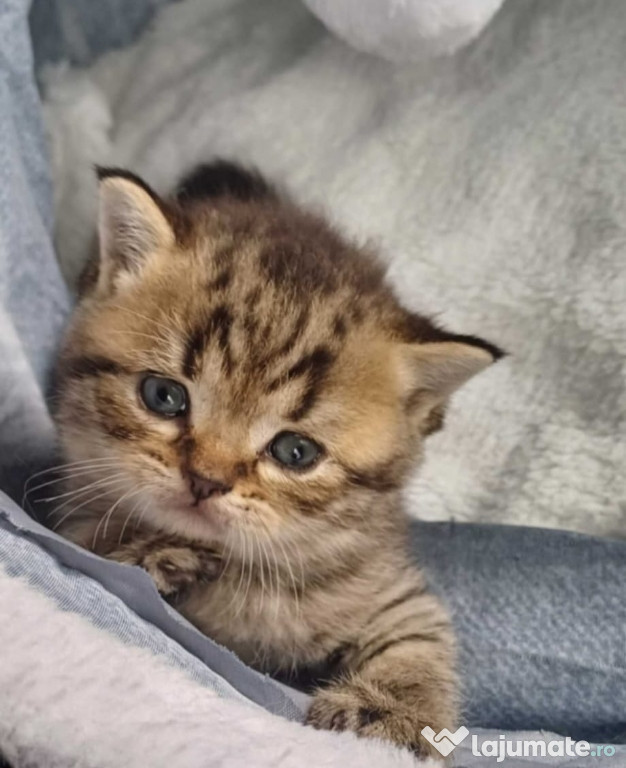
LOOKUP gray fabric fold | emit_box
[0,491,303,721]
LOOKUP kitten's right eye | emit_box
[140,375,188,418]
[267,431,322,470]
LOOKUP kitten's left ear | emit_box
[96,167,175,291]
[399,336,504,404]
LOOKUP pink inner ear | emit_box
[97,175,174,290]
[401,341,497,400]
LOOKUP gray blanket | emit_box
[0,0,69,502]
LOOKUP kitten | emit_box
[53,161,502,757]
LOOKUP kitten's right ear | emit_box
[96,167,175,291]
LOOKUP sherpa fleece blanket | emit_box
[45,0,626,538]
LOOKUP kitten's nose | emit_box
[188,471,231,502]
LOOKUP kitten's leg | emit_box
[59,515,221,597]
[107,531,222,597]
[306,579,457,758]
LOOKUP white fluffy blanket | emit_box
[0,564,429,768]
[4,509,625,767]
[45,0,626,537]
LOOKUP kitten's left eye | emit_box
[140,375,188,417]
[267,431,322,470]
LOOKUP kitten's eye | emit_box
[268,431,322,470]
[140,375,188,417]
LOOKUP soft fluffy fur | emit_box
[53,162,500,755]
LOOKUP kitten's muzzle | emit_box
[188,471,232,504]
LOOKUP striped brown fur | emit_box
[54,160,503,757]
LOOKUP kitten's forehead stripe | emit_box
[349,305,364,324]
[333,315,347,339]
[286,347,334,384]
[265,346,333,394]
[286,347,335,422]
[208,304,234,375]
[62,355,128,380]
[183,303,234,380]
[243,314,258,339]
[182,326,206,380]
[272,305,310,361]
[244,287,261,309]
[208,268,232,292]
[214,243,237,270]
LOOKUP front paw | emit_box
[109,539,221,597]
[306,679,440,759]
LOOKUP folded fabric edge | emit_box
[0,558,427,768]
[0,491,304,722]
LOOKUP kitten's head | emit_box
[55,163,502,552]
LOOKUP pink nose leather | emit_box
[188,471,231,501]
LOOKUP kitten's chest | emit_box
[177,567,360,673]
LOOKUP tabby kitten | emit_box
[54,161,502,757]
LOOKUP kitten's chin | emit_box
[149,493,265,544]
[153,497,232,542]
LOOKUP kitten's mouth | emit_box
[187,497,221,516]
[167,491,249,534]
[178,495,232,530]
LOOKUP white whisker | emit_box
[254,534,266,615]
[22,458,119,505]
[259,534,275,612]
[133,500,150,532]
[282,533,306,596]
[274,533,301,619]
[24,457,120,486]
[237,530,257,619]
[270,539,282,621]
[228,528,248,617]
[101,484,146,542]
[51,482,127,533]
[29,469,125,504]
[44,479,128,529]
[41,473,128,508]
[118,487,150,544]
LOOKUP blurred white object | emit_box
[42,64,113,287]
[302,0,505,60]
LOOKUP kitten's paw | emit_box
[306,679,439,758]
[109,539,221,597]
